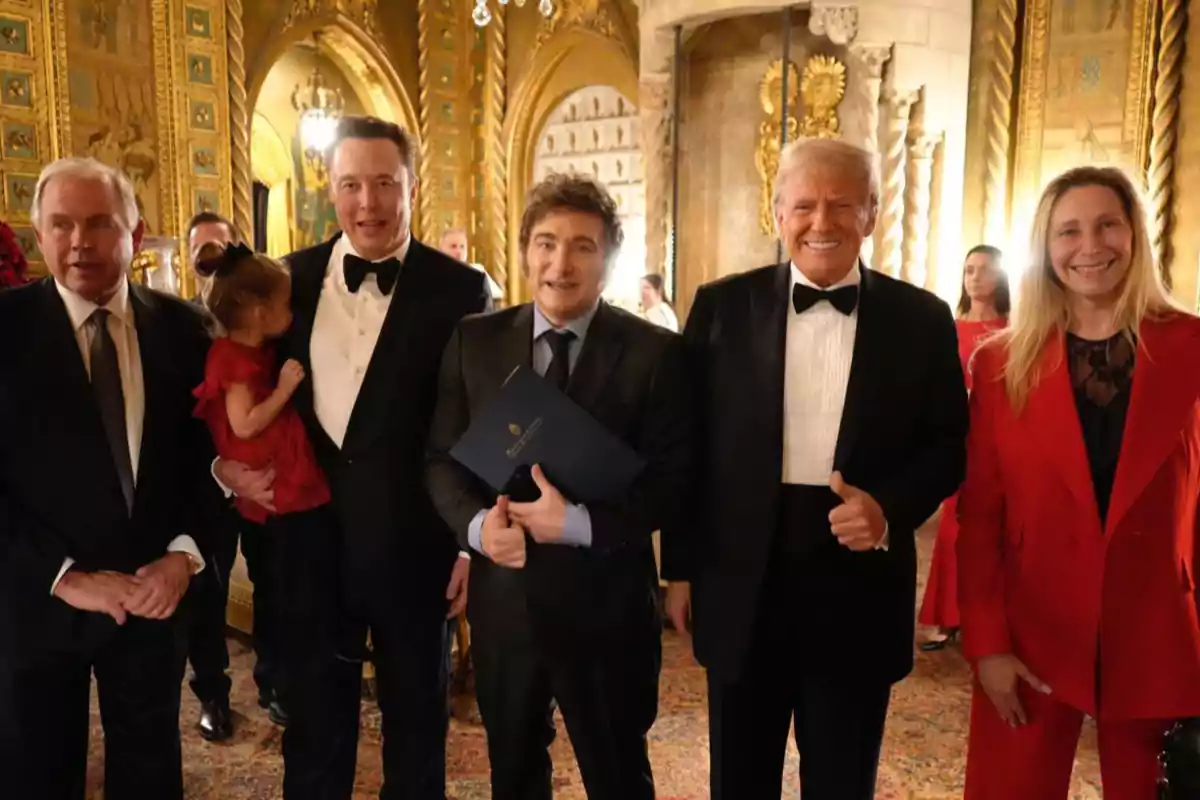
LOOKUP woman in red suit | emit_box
[958,165,1200,799]
[918,245,1009,650]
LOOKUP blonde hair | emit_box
[772,138,880,212]
[999,165,1181,409]
[31,157,140,231]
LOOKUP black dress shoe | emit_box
[259,692,289,727]
[198,699,234,742]
[919,628,960,652]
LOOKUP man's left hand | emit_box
[445,556,469,619]
[508,464,567,544]
[829,471,887,551]
[123,553,193,619]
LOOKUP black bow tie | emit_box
[344,254,401,295]
[792,283,858,316]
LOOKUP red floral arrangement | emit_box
[0,221,30,289]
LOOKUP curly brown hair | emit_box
[518,173,623,268]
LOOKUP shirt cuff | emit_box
[559,504,593,548]
[168,535,206,574]
[467,509,487,555]
[458,550,471,561]
[50,557,75,595]
[875,522,890,551]
[212,457,233,498]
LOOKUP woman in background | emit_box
[640,273,678,332]
[918,245,1010,650]
[958,166,1200,799]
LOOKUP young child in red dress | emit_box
[192,243,330,523]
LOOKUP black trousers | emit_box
[471,588,661,800]
[0,616,188,800]
[187,510,277,704]
[708,485,893,800]
[265,506,452,800]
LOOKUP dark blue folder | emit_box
[449,365,645,504]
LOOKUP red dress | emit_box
[917,318,1005,628]
[193,338,331,523]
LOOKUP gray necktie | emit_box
[88,309,134,513]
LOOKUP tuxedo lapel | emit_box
[1023,333,1099,525]
[1105,321,1200,534]
[833,266,884,471]
[287,236,335,447]
[757,264,790,480]
[567,303,624,412]
[340,240,429,454]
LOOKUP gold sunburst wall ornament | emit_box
[800,55,846,139]
[756,59,801,236]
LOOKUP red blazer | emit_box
[959,314,1200,721]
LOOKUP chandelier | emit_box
[473,0,554,27]
[291,54,345,184]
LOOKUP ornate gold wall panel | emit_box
[478,5,508,290]
[1011,0,1156,240]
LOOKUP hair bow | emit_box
[196,240,254,278]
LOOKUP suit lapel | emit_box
[129,285,165,500]
[1105,320,1200,534]
[833,267,887,470]
[340,240,428,454]
[567,302,624,411]
[501,304,535,379]
[1023,332,1099,522]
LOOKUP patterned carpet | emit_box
[85,519,1106,798]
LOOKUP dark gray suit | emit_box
[426,301,694,800]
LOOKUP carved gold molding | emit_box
[481,5,508,292]
[756,58,800,236]
[1147,0,1185,283]
[45,0,71,160]
[800,54,846,140]
[153,0,181,237]
[227,0,251,243]
[417,0,434,237]
[1012,0,1156,236]
[980,0,1016,245]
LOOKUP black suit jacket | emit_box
[283,234,491,610]
[425,302,694,651]
[0,279,218,656]
[666,264,967,684]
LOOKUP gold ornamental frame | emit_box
[1009,0,1158,240]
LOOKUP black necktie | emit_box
[543,330,576,391]
[88,309,134,513]
[344,253,401,295]
[792,283,858,315]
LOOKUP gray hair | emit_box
[772,138,880,211]
[31,157,140,231]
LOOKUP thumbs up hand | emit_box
[828,471,888,551]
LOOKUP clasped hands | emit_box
[481,465,567,569]
[52,552,193,625]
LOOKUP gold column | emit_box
[226,0,252,243]
[981,0,1017,246]
[875,88,917,277]
[480,4,508,293]
[1148,0,1186,284]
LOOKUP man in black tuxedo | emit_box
[182,211,286,741]
[0,157,219,799]
[663,138,968,800]
[215,116,490,799]
[426,173,693,800]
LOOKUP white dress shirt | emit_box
[310,234,410,449]
[642,302,679,333]
[309,235,471,562]
[782,262,859,485]
[50,278,205,593]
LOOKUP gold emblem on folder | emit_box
[509,423,522,436]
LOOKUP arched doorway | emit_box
[532,86,645,312]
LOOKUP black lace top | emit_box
[1067,331,1135,525]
